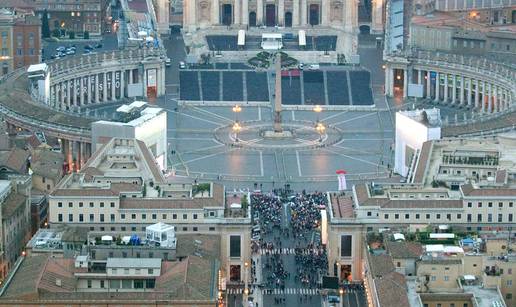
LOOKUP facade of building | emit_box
[182,0,373,32]
[33,0,105,36]
[0,7,41,75]
[0,177,31,283]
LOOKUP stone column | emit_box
[443,74,449,102]
[321,0,329,26]
[111,71,116,100]
[143,69,148,98]
[87,76,92,104]
[120,70,125,98]
[161,66,166,96]
[73,79,78,106]
[61,82,66,106]
[242,0,248,25]
[426,71,431,99]
[257,0,264,25]
[293,0,300,26]
[417,70,422,85]
[467,78,472,106]
[129,69,133,84]
[481,81,486,113]
[301,0,307,25]
[459,76,465,105]
[487,83,492,113]
[189,0,197,29]
[493,85,498,113]
[475,79,480,109]
[451,75,457,103]
[434,72,440,101]
[103,72,108,102]
[67,80,71,107]
[95,74,99,103]
[371,0,384,34]
[345,0,353,31]
[212,0,219,24]
[278,0,285,26]
[384,67,391,96]
[67,140,73,172]
[80,77,85,106]
[234,0,240,25]
[403,69,408,98]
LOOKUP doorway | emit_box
[229,265,241,282]
[249,11,257,27]
[266,4,276,27]
[309,4,320,26]
[222,4,232,26]
[285,12,293,27]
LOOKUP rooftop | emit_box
[107,257,161,269]
[398,109,441,128]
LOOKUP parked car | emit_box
[179,61,186,69]
[84,44,94,50]
[94,43,103,49]
[56,46,66,53]
[165,57,171,67]
[308,64,320,70]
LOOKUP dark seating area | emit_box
[314,36,337,51]
[179,71,200,101]
[246,72,269,101]
[230,63,251,69]
[281,76,302,105]
[222,72,244,101]
[200,71,220,101]
[349,71,374,105]
[303,71,325,105]
[327,71,351,105]
[206,35,238,51]
[215,63,229,69]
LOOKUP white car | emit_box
[179,61,186,69]
[308,64,320,70]
[165,57,171,67]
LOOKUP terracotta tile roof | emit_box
[51,188,118,197]
[374,272,410,307]
[386,241,423,259]
[354,184,389,207]
[136,140,165,183]
[2,255,47,299]
[382,199,463,209]
[37,258,76,293]
[495,170,507,184]
[413,141,432,184]
[30,149,64,182]
[420,259,462,265]
[330,193,354,218]
[1,192,27,218]
[110,182,142,193]
[367,253,395,278]
[0,147,29,174]
[461,183,516,197]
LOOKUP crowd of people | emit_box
[294,247,328,287]
[290,192,327,235]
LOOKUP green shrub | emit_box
[68,31,75,39]
[83,31,90,39]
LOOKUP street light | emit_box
[232,105,242,121]
[313,104,322,122]
[315,122,326,142]
[232,122,242,142]
[243,261,250,304]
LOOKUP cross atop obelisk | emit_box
[273,53,283,133]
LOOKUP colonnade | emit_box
[385,66,514,114]
[61,139,92,172]
[49,66,166,110]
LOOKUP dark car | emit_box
[84,44,94,50]
[94,43,103,49]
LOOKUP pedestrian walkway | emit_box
[258,248,323,255]
[228,287,342,295]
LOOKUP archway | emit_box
[266,4,276,27]
[309,4,319,26]
[285,12,293,27]
[359,25,370,34]
[249,11,257,27]
[222,4,232,26]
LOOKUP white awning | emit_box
[444,246,464,254]
[393,233,405,241]
[298,30,306,46]
[463,275,476,281]
[429,233,455,239]
[101,235,113,241]
[238,30,246,46]
[425,244,444,252]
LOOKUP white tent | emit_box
[429,233,455,239]
[393,233,405,241]
[425,244,444,253]
[146,222,176,249]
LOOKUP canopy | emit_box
[425,244,444,252]
[336,169,347,175]
[429,233,455,239]
[463,275,476,281]
[393,233,405,241]
[444,246,464,254]
[238,30,246,46]
[101,235,113,241]
[298,30,306,46]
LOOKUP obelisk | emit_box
[274,53,283,133]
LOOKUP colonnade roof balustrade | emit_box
[0,47,165,142]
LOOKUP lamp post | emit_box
[232,105,242,122]
[232,122,242,142]
[313,104,322,122]
[243,261,249,305]
[315,122,326,142]
[339,288,344,307]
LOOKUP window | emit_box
[149,252,153,258]
[367,211,372,217]
[446,214,451,220]
[148,268,154,274]
[193,214,198,219]
[405,214,409,219]
[507,280,512,286]
[230,235,241,258]
[193,227,198,231]
[110,214,115,222]
[134,280,144,289]
[415,214,420,219]
[395,214,399,219]
[89,214,94,222]
[488,202,493,208]
[100,280,105,288]
[444,276,449,281]
[340,235,352,257]
[121,226,126,231]
[58,202,63,208]
[121,214,125,220]
[79,214,84,222]
[132,214,136,220]
[508,268,512,274]
[58,214,63,222]
[162,214,167,219]
[89,202,94,208]
[173,214,177,219]
[100,214,105,222]
[142,214,146,220]
[100,202,104,208]
[467,202,472,208]
[477,214,482,222]
[498,214,503,223]
[431,276,436,281]
[135,268,141,274]
[488,214,492,222]
[87,280,92,288]
[457,214,462,220]
[68,214,73,222]
[79,202,83,207]
[426,214,430,219]
[506,293,512,300]
[68,202,73,208]
[510,214,514,222]
[182,227,187,231]
[478,202,482,208]
[384,214,389,219]
[182,214,187,220]
[510,202,513,208]
[209,227,216,231]
[146,279,155,288]
[467,214,472,222]
[152,214,157,220]
[499,202,503,208]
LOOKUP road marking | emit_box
[259,151,264,177]
[331,112,376,126]
[162,107,226,126]
[321,110,349,121]
[296,150,302,177]
[291,110,296,120]
[258,106,262,121]
[174,147,237,166]
[323,147,388,169]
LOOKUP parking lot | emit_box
[42,33,118,62]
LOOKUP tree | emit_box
[51,29,60,37]
[41,10,50,38]
[83,31,89,39]
[68,31,75,39]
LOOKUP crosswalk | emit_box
[258,248,322,255]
